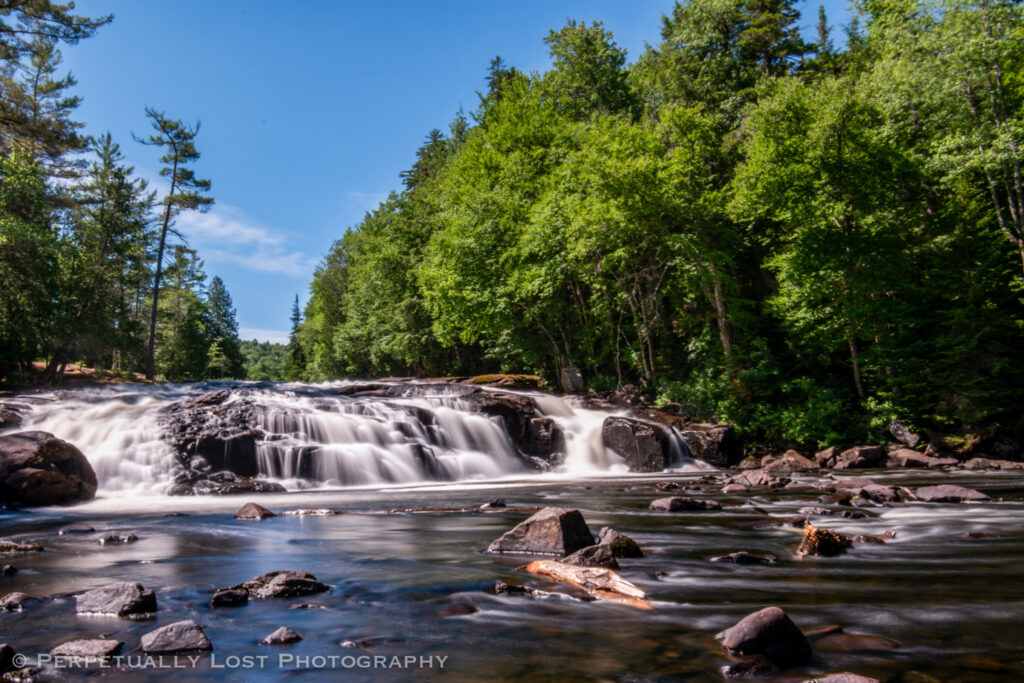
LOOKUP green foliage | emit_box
[240,339,289,381]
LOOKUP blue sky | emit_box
[61,1,851,343]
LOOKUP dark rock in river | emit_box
[710,551,777,565]
[722,655,779,678]
[914,484,989,503]
[649,496,722,512]
[141,620,212,653]
[97,532,137,546]
[814,446,841,468]
[232,570,329,599]
[598,527,643,558]
[802,674,880,683]
[51,639,123,657]
[678,423,740,467]
[211,588,249,608]
[521,417,565,466]
[0,540,42,553]
[75,581,157,617]
[561,544,619,569]
[1,565,15,576]
[832,446,886,469]
[200,477,286,495]
[486,507,595,556]
[0,643,14,673]
[601,416,673,472]
[797,525,853,557]
[716,606,812,667]
[762,450,819,474]
[0,405,23,432]
[0,431,97,507]
[886,446,957,468]
[0,592,36,611]
[59,523,95,535]
[235,502,275,520]
[963,457,1024,470]
[261,626,302,645]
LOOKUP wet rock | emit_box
[473,391,538,452]
[886,447,957,468]
[654,481,680,491]
[735,456,762,470]
[199,478,287,495]
[797,525,852,557]
[559,364,583,392]
[0,540,42,553]
[0,643,14,673]
[75,581,157,617]
[1,565,15,576]
[480,499,506,509]
[814,446,841,468]
[678,423,740,467]
[0,592,36,611]
[0,405,23,432]
[97,532,137,546]
[727,469,789,489]
[802,674,880,683]
[489,580,536,596]
[716,606,812,667]
[722,655,779,678]
[598,527,643,558]
[601,416,672,472]
[833,446,885,470]
[522,418,565,464]
[0,431,98,507]
[58,523,95,535]
[232,570,329,599]
[141,620,212,653]
[857,483,901,504]
[561,544,619,569]
[649,496,722,512]
[962,457,1024,471]
[180,390,231,409]
[915,484,989,503]
[710,551,777,565]
[51,639,123,657]
[211,588,249,608]
[261,626,302,645]
[962,531,999,539]
[762,450,819,474]
[889,419,921,448]
[722,483,748,494]
[235,502,275,520]
[486,507,595,556]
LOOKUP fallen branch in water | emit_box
[518,560,652,609]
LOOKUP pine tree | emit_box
[205,275,245,378]
[286,294,306,381]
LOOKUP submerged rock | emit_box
[261,626,302,645]
[716,606,812,667]
[915,484,989,503]
[235,502,275,520]
[561,544,619,569]
[231,570,329,599]
[141,620,212,653]
[0,592,36,611]
[486,507,595,556]
[710,551,777,565]
[802,674,880,683]
[97,532,138,546]
[1,565,15,576]
[598,527,643,558]
[51,639,123,657]
[0,431,97,507]
[0,540,42,553]
[211,588,249,608]
[797,525,853,557]
[58,523,95,535]
[75,581,157,617]
[649,496,721,512]
[601,416,673,472]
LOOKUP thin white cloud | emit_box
[346,190,389,215]
[239,328,289,344]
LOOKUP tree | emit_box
[542,20,637,120]
[0,1,111,62]
[134,108,213,380]
[286,294,306,380]
[205,275,245,378]
[154,245,209,381]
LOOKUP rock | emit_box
[0,405,23,432]
[51,639,123,657]
[716,606,812,667]
[762,450,819,474]
[710,552,777,565]
[141,620,212,653]
[180,390,231,409]
[722,655,779,678]
[815,447,841,468]
[649,496,722,512]
[480,499,506,509]
[678,423,740,467]
[0,431,98,506]
[797,525,853,557]
[0,592,35,611]
[261,626,302,645]
[559,364,583,392]
[486,507,595,556]
[727,469,789,489]
[963,457,1024,471]
[889,419,921,448]
[915,484,989,503]
[735,455,762,470]
[0,643,13,673]
[833,446,886,469]
[0,540,42,553]
[75,581,157,617]
[97,532,137,546]
[598,527,643,558]
[601,416,672,472]
[58,523,95,535]
[802,675,880,683]
[232,570,329,599]
[235,502,275,520]
[1,565,15,576]
[488,580,537,596]
[521,418,564,463]
[199,478,287,495]
[211,588,249,607]
[857,483,901,504]
[722,483,748,494]
[886,447,956,468]
[561,544,619,569]
[473,391,537,451]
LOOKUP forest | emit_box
[290,0,1024,448]
[0,1,247,383]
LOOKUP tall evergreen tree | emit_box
[205,275,245,378]
[286,294,306,381]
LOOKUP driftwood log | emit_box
[519,560,651,609]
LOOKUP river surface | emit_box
[1,384,1023,681]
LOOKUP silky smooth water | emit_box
[1,385,1022,681]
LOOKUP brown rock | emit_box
[833,446,885,469]
[814,446,841,468]
[486,507,595,556]
[915,485,989,503]
[678,423,740,467]
[561,544,619,569]
[601,416,673,472]
[762,450,819,474]
[235,502,275,521]
[597,527,643,558]
[232,570,329,599]
[716,606,812,666]
[728,469,789,488]
[649,496,722,512]
[797,524,852,557]
[0,431,97,506]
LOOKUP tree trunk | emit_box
[144,158,179,380]
[848,337,865,400]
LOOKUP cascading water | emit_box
[3,381,699,496]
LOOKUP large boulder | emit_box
[678,423,740,468]
[0,432,97,507]
[230,570,329,599]
[716,606,812,667]
[486,507,595,556]
[141,620,212,653]
[76,581,157,617]
[602,416,672,472]
[885,447,956,468]
[762,450,819,474]
[832,446,886,470]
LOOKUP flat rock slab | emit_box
[915,485,989,503]
[261,626,302,645]
[486,507,594,556]
[232,570,329,599]
[716,606,812,667]
[51,639,123,657]
[141,620,212,653]
[0,540,42,553]
[649,497,722,512]
[235,502,275,520]
[76,581,157,617]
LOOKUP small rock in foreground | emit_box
[141,620,212,653]
[234,502,275,521]
[597,527,643,558]
[75,581,157,617]
[260,626,302,645]
[51,639,123,657]
[716,605,812,667]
